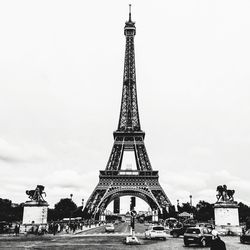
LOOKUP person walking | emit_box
[65,224,69,234]
[210,230,226,250]
[57,223,61,233]
[14,224,19,236]
[52,223,58,235]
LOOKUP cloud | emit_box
[214,169,237,181]
[162,170,210,190]
[0,1,250,209]
[195,189,217,204]
[44,169,85,189]
[161,169,250,206]
[0,138,49,163]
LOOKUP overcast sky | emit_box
[0,0,250,211]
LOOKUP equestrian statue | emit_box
[26,185,47,202]
[216,184,235,202]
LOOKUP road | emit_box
[81,222,145,235]
[0,222,249,249]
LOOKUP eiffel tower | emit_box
[84,6,171,219]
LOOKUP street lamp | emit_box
[69,194,73,225]
[177,199,180,212]
[189,195,192,207]
[82,198,85,212]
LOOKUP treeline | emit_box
[1,197,250,223]
[0,199,23,222]
[168,200,250,222]
[0,198,80,222]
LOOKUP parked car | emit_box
[197,223,214,230]
[105,223,115,232]
[0,222,10,234]
[184,226,213,247]
[170,221,196,238]
[240,229,250,244]
[145,225,167,240]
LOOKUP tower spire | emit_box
[118,4,138,132]
[129,4,132,22]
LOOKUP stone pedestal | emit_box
[21,201,49,233]
[214,201,241,235]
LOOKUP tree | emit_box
[238,202,250,223]
[52,198,77,220]
[168,205,177,218]
[196,200,214,222]
[178,202,196,215]
[0,198,23,222]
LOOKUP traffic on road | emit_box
[0,221,248,249]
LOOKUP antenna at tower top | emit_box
[129,4,132,21]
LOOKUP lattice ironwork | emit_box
[84,7,171,219]
[85,171,171,218]
[118,11,140,131]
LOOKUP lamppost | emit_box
[81,198,85,220]
[189,195,192,207]
[69,194,73,225]
[177,199,180,212]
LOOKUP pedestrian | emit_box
[14,224,19,236]
[57,223,61,233]
[73,223,77,233]
[210,230,226,250]
[65,224,69,234]
[52,223,58,235]
[37,224,43,235]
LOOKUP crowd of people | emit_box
[25,219,101,235]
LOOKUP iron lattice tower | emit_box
[84,6,171,218]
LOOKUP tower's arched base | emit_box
[84,170,171,220]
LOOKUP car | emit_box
[197,223,214,230]
[183,227,213,247]
[170,222,196,238]
[145,225,167,240]
[105,223,115,232]
[0,222,10,234]
[240,229,250,244]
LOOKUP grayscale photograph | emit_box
[0,0,250,249]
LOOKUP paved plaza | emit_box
[0,223,249,249]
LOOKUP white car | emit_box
[145,225,167,240]
[105,223,115,232]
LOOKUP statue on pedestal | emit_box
[214,184,241,235]
[22,185,49,230]
[216,185,235,202]
[26,185,47,203]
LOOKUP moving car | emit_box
[105,223,115,232]
[240,229,250,244]
[145,225,167,240]
[183,226,213,247]
[170,221,196,238]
